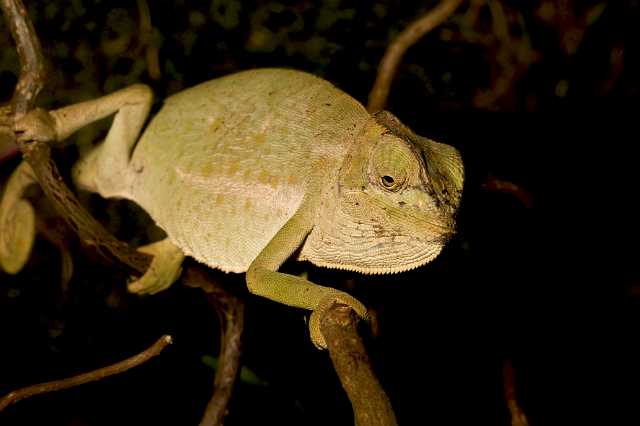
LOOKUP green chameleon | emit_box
[1,68,463,348]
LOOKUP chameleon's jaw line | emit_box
[307,242,445,275]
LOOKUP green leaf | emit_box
[201,355,268,387]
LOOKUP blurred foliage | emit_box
[0,0,636,157]
[0,0,634,113]
[202,354,268,386]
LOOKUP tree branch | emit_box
[182,267,245,426]
[0,335,173,412]
[482,176,533,208]
[321,304,398,426]
[367,0,463,113]
[503,359,529,426]
[0,0,45,114]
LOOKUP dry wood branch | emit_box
[183,267,245,426]
[0,103,18,162]
[503,359,529,426]
[0,0,45,114]
[23,143,152,273]
[0,335,173,412]
[135,0,161,80]
[367,0,463,113]
[321,304,397,426]
[482,176,533,208]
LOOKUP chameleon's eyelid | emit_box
[380,174,397,190]
[377,168,407,192]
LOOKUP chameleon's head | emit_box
[300,111,464,274]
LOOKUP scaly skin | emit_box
[0,161,36,274]
[3,69,464,348]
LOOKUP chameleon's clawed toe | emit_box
[308,292,368,350]
[13,108,58,144]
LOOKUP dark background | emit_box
[1,1,639,425]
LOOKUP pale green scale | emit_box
[127,69,369,272]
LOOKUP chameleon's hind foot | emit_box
[128,238,185,295]
[0,161,37,274]
[308,291,367,349]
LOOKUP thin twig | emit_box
[0,335,173,412]
[482,176,533,208]
[182,267,245,426]
[135,0,161,80]
[503,359,529,426]
[367,0,463,112]
[321,304,398,426]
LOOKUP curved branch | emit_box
[482,176,533,208]
[503,359,529,426]
[183,267,245,426]
[0,335,173,412]
[367,0,463,113]
[321,304,398,426]
[0,0,46,114]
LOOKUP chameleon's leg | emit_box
[246,207,367,349]
[58,84,154,199]
[127,238,185,295]
[14,86,152,199]
[0,161,36,274]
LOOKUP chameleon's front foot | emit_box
[309,292,367,349]
[128,238,185,295]
[13,108,58,144]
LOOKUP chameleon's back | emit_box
[128,69,369,272]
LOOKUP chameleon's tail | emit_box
[0,161,36,274]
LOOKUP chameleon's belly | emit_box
[134,161,306,273]
[127,69,368,272]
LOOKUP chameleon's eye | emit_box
[380,175,399,191]
[371,135,411,192]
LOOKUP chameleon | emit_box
[0,68,464,348]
